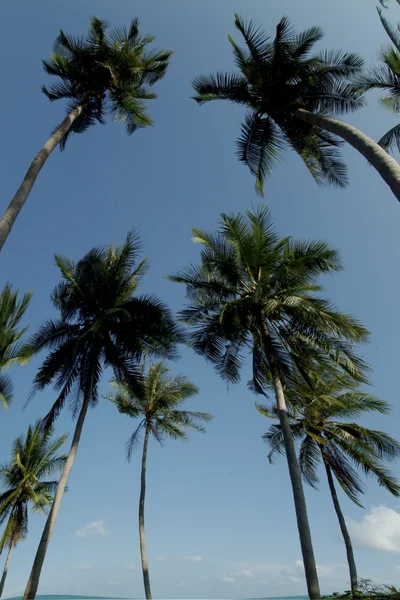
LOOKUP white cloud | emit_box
[155,555,169,561]
[73,561,92,571]
[183,555,203,563]
[296,559,345,579]
[76,520,109,538]
[124,564,136,571]
[229,568,254,578]
[220,574,236,584]
[347,505,400,552]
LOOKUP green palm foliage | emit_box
[261,371,400,505]
[0,422,66,597]
[192,14,364,193]
[259,366,400,596]
[109,362,212,600]
[43,16,172,147]
[357,7,400,153]
[169,205,368,599]
[22,232,181,600]
[0,284,31,409]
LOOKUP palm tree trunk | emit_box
[294,108,400,203]
[0,104,84,252]
[139,425,152,600]
[0,541,14,598]
[260,323,321,599]
[22,394,90,600]
[323,459,358,597]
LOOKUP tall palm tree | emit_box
[109,362,212,600]
[258,367,400,597]
[22,232,181,600]
[0,284,32,409]
[192,15,400,201]
[356,7,400,155]
[0,422,66,597]
[169,205,369,600]
[0,17,172,252]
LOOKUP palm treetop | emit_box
[169,205,369,389]
[259,367,400,505]
[192,14,364,193]
[0,284,32,410]
[24,231,182,429]
[0,422,67,551]
[43,16,173,147]
[109,361,212,459]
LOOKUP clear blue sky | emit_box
[2,0,400,598]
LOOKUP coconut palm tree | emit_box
[108,362,212,600]
[0,17,172,252]
[356,6,400,155]
[259,367,400,597]
[22,232,181,600]
[0,284,32,409]
[0,422,66,597]
[169,205,369,599]
[192,14,400,201]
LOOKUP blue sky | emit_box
[2,0,400,598]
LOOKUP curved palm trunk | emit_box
[0,104,84,252]
[139,426,152,600]
[294,108,400,203]
[0,541,14,598]
[23,395,90,600]
[323,459,358,597]
[261,324,320,599]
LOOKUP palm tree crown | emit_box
[192,15,364,193]
[110,361,212,458]
[357,7,400,153]
[0,422,67,552]
[0,284,31,409]
[25,231,182,428]
[260,368,400,504]
[169,205,368,388]
[43,16,173,147]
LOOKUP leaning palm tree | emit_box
[0,284,32,409]
[192,15,400,201]
[258,366,400,597]
[169,205,369,600]
[0,17,172,252]
[0,422,66,597]
[22,232,181,600]
[109,362,212,600]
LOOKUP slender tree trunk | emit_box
[23,394,90,600]
[0,541,14,598]
[294,108,400,203]
[323,459,358,597]
[0,104,84,252]
[260,324,321,600]
[139,426,152,600]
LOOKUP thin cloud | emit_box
[72,561,92,571]
[155,555,169,561]
[76,520,109,538]
[220,574,236,584]
[183,555,203,563]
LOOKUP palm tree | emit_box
[259,367,400,597]
[356,7,400,155]
[0,422,66,597]
[22,232,181,600]
[0,17,172,252]
[192,15,400,201]
[169,205,369,600]
[108,362,212,600]
[0,284,32,409]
